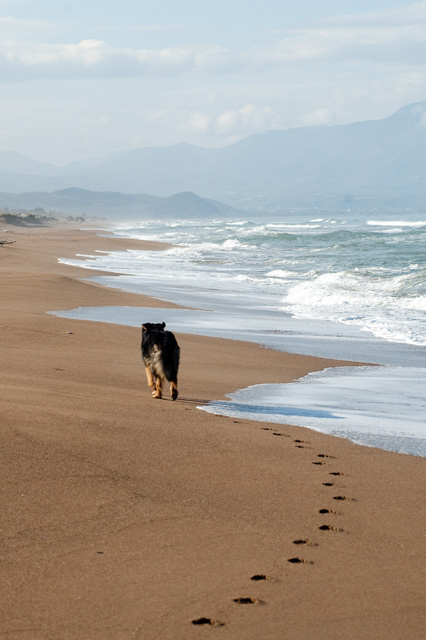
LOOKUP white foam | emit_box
[62,221,426,349]
[282,269,426,346]
[199,366,426,457]
[367,219,426,228]
[266,269,296,279]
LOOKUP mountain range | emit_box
[0,189,242,220]
[0,100,425,214]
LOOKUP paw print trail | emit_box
[190,429,357,631]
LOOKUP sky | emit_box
[1,0,426,165]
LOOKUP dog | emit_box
[141,322,180,400]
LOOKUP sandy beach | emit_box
[1,225,425,640]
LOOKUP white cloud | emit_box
[300,108,333,127]
[2,39,106,67]
[321,1,426,27]
[0,38,236,81]
[258,23,426,67]
[0,16,52,30]
[215,105,278,134]
[262,2,426,67]
[2,2,426,85]
[180,105,283,142]
[129,46,194,73]
[187,112,211,133]
[100,23,187,33]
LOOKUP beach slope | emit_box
[1,226,425,640]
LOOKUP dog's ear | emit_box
[162,322,166,329]
[142,323,148,331]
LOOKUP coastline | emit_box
[1,225,425,639]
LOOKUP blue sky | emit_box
[1,0,425,164]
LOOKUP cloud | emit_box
[259,27,426,67]
[262,2,426,66]
[180,105,284,141]
[0,16,52,30]
[321,1,426,27]
[0,38,237,81]
[1,3,426,84]
[299,108,333,127]
[2,39,106,68]
[215,105,279,134]
[187,112,211,133]
[99,23,187,33]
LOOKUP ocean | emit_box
[53,212,426,457]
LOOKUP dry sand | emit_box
[1,225,425,640]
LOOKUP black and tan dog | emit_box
[141,322,180,400]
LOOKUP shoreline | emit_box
[1,224,426,639]
[51,227,426,459]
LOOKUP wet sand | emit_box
[1,225,425,639]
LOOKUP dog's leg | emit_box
[153,376,163,399]
[170,381,178,401]
[145,365,155,389]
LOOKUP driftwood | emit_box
[0,239,16,246]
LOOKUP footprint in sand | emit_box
[294,439,312,449]
[317,453,335,459]
[192,583,267,626]
[261,428,290,437]
[293,539,318,547]
[287,557,314,564]
[329,471,345,476]
[233,597,263,605]
[318,524,345,532]
[192,617,225,627]
[250,574,268,581]
[322,482,335,487]
[319,508,339,515]
[333,495,356,502]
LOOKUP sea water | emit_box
[53,213,426,456]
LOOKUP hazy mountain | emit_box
[72,100,426,208]
[1,101,426,211]
[0,151,59,176]
[0,150,106,177]
[0,188,243,219]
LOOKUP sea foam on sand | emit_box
[199,366,426,457]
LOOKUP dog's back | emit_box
[141,322,180,400]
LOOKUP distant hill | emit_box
[0,188,244,219]
[1,101,426,211]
